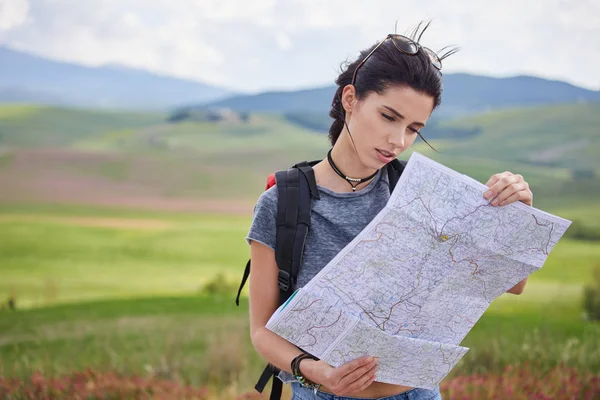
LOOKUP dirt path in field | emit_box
[0,148,257,216]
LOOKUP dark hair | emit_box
[328,22,457,147]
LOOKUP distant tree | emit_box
[583,264,600,321]
[564,220,600,242]
[571,168,596,180]
[205,111,222,122]
[199,273,238,297]
[166,110,190,123]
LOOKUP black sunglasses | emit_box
[351,34,442,87]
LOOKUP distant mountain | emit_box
[198,74,600,119]
[440,74,600,117]
[3,44,599,117]
[200,85,334,113]
[0,87,64,104]
[0,46,236,110]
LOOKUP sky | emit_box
[1,0,599,93]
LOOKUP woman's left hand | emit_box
[484,171,533,207]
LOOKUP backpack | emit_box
[235,158,406,400]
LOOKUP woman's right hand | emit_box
[304,356,378,396]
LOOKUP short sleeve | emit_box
[245,186,278,251]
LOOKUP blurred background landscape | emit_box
[1,1,599,399]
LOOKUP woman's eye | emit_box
[381,113,395,121]
[408,127,420,134]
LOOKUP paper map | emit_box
[266,152,571,389]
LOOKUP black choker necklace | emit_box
[327,149,379,192]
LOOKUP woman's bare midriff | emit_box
[320,382,414,398]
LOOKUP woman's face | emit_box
[342,84,435,170]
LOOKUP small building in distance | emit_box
[167,107,250,124]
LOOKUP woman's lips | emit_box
[376,149,395,163]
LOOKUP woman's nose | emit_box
[389,129,406,149]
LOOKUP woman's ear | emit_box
[341,84,357,114]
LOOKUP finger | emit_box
[499,189,532,206]
[485,171,520,188]
[341,362,378,394]
[357,373,377,392]
[340,358,377,386]
[336,356,375,379]
[491,182,528,206]
[484,173,502,188]
[484,172,510,199]
[350,366,378,394]
[485,174,519,202]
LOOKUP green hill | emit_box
[0,103,598,212]
[406,103,600,210]
[74,113,327,162]
[0,106,329,205]
[0,105,165,147]
[436,103,600,171]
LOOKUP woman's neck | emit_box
[314,130,380,193]
[330,131,378,179]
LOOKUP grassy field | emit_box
[1,294,597,394]
[0,203,597,308]
[1,103,599,397]
[0,295,257,386]
[0,207,250,308]
[0,205,598,395]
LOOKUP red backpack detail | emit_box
[265,173,277,190]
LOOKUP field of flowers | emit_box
[1,364,599,400]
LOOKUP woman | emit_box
[246,22,533,400]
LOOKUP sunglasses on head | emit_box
[351,34,442,87]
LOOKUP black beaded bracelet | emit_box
[291,353,321,391]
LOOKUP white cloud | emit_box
[0,0,598,92]
[275,32,292,50]
[122,12,140,29]
[0,0,30,31]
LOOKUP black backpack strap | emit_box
[294,161,320,200]
[386,159,407,193]
[254,164,315,398]
[236,160,319,307]
[269,373,283,400]
[274,167,298,300]
[255,364,283,399]
[274,164,315,299]
[290,167,313,282]
[241,161,317,399]
[235,259,250,306]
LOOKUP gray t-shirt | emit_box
[246,168,391,382]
